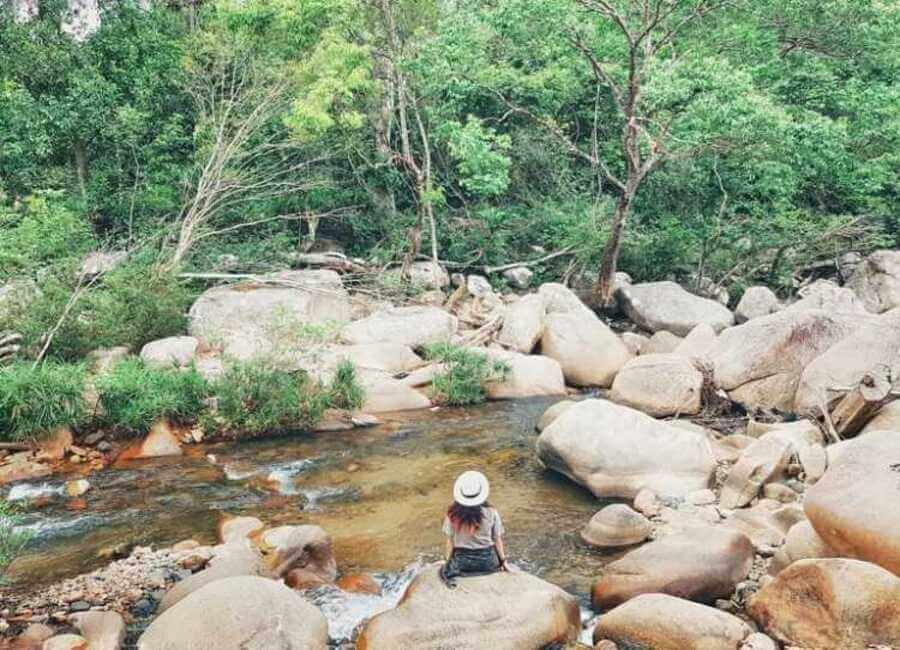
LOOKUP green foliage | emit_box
[95,359,209,435]
[0,193,92,280]
[0,362,88,442]
[440,117,512,198]
[423,344,508,406]
[6,253,194,361]
[211,360,331,436]
[0,501,32,583]
[329,359,365,411]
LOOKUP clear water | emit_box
[6,398,618,639]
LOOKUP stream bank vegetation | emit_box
[424,344,509,406]
[0,359,366,443]
[0,1,897,436]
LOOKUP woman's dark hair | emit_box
[448,501,491,533]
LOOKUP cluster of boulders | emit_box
[525,254,900,648]
[4,249,900,648]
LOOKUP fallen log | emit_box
[826,364,897,438]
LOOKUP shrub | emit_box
[0,501,31,583]
[423,344,508,406]
[0,193,93,281]
[6,254,195,361]
[95,359,209,435]
[0,361,88,441]
[329,359,365,411]
[211,360,332,436]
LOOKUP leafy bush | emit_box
[6,254,195,361]
[0,501,31,583]
[0,361,88,441]
[329,359,365,411]
[96,359,209,435]
[423,344,508,406]
[212,358,365,436]
[211,360,332,436]
[0,193,92,281]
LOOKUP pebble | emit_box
[69,601,91,612]
[132,599,155,618]
[97,441,112,452]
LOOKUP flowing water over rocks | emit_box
[5,398,608,643]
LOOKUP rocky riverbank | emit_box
[2,248,900,648]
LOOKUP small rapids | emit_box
[308,559,426,644]
[7,481,64,501]
[7,397,615,644]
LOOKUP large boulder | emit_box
[804,430,900,574]
[356,564,579,650]
[710,309,858,411]
[384,261,450,290]
[323,343,423,374]
[188,270,351,360]
[497,294,545,353]
[794,308,900,414]
[846,249,900,313]
[769,520,834,575]
[480,348,566,400]
[139,576,328,650]
[537,283,595,319]
[591,526,754,611]
[784,279,868,315]
[536,400,576,432]
[341,306,456,349]
[139,336,199,369]
[617,281,734,336]
[539,313,631,387]
[749,559,900,649]
[581,504,651,548]
[358,370,431,413]
[609,353,703,417]
[536,400,716,498]
[734,286,780,324]
[159,542,268,612]
[673,323,718,361]
[641,330,683,355]
[594,594,752,650]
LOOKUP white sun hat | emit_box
[453,470,490,507]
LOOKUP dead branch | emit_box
[483,246,577,274]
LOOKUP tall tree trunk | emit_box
[73,140,88,199]
[595,193,633,306]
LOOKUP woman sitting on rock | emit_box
[440,470,509,587]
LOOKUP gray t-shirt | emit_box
[442,507,504,550]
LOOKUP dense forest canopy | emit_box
[1,0,898,312]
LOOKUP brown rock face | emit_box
[804,430,900,574]
[591,526,754,611]
[336,573,381,595]
[749,558,900,649]
[357,564,580,650]
[594,593,751,650]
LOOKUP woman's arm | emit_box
[445,538,453,562]
[495,534,508,570]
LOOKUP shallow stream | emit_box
[7,398,613,642]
